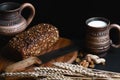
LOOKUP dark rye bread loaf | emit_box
[0,23,59,61]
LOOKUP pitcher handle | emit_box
[109,24,120,48]
[20,3,35,26]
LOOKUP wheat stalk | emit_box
[1,62,120,80]
[53,62,120,80]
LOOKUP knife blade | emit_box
[38,43,80,64]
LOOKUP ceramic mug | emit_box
[85,17,120,54]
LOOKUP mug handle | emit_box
[20,3,35,26]
[109,24,120,48]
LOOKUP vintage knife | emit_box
[4,43,81,72]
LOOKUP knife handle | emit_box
[5,57,42,72]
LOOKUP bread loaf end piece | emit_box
[8,23,59,60]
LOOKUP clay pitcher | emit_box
[0,2,35,36]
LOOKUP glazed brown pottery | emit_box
[0,2,35,36]
[85,17,120,54]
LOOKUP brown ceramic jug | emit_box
[0,2,35,36]
[85,17,120,54]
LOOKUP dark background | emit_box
[1,0,120,39]
[0,0,120,72]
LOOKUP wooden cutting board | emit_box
[0,37,78,80]
[0,37,78,72]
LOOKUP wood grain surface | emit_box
[41,37,78,67]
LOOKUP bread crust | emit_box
[1,23,59,61]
